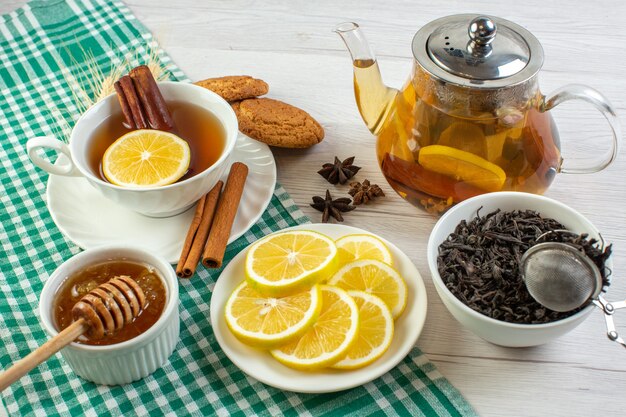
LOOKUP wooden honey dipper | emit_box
[0,275,146,391]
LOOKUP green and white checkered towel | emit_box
[0,1,478,415]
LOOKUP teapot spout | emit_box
[335,22,398,134]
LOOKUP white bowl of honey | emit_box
[39,245,179,385]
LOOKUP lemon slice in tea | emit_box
[102,129,190,187]
[418,144,506,192]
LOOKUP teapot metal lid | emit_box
[412,14,544,88]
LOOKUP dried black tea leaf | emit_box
[437,208,612,324]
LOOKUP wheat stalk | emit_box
[50,41,170,142]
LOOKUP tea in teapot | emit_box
[337,16,620,214]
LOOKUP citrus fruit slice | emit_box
[271,285,359,370]
[328,259,407,319]
[437,122,488,159]
[102,129,190,187]
[418,144,506,192]
[245,230,337,297]
[332,290,394,370]
[224,281,322,349]
[335,234,393,266]
[484,131,508,163]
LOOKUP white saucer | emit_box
[210,224,428,394]
[46,133,276,263]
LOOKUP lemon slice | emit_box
[437,122,487,159]
[335,234,393,266]
[332,290,394,370]
[224,281,322,349]
[418,144,506,192]
[102,129,190,187]
[271,285,359,370]
[328,259,407,319]
[245,230,338,297]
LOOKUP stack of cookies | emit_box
[195,76,324,148]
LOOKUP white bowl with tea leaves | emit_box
[426,192,611,347]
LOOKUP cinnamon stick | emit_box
[114,75,148,129]
[176,195,207,277]
[381,153,483,203]
[130,65,175,131]
[114,80,133,129]
[202,163,249,269]
[180,181,223,278]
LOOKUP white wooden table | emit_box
[3,1,625,416]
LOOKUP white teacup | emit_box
[27,82,238,217]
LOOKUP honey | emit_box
[53,260,166,346]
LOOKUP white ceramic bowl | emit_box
[39,245,179,385]
[427,192,606,347]
[27,82,238,217]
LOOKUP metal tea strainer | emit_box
[520,241,626,349]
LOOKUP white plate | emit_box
[46,133,276,263]
[210,223,428,393]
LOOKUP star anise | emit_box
[310,190,355,223]
[317,156,361,185]
[348,180,385,205]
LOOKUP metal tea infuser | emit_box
[520,237,626,348]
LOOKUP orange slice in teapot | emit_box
[484,131,508,163]
[418,145,506,192]
[437,122,488,159]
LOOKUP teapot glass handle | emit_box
[542,84,621,174]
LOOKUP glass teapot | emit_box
[336,15,620,214]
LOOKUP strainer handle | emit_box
[541,84,620,174]
[593,295,626,349]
